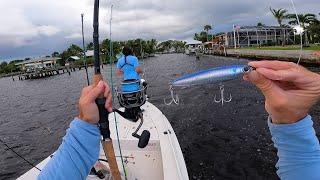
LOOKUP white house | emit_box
[85,50,94,57]
[184,39,203,55]
[16,57,61,72]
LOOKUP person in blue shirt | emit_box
[38,61,320,180]
[116,46,143,81]
[116,46,146,93]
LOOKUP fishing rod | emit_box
[0,138,41,171]
[81,13,90,86]
[92,0,121,179]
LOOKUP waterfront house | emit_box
[85,50,94,57]
[15,57,61,72]
[217,25,295,48]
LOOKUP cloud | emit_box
[0,2,61,48]
[65,33,82,39]
[0,0,319,60]
[37,26,60,36]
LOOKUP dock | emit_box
[18,66,84,80]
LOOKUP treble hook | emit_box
[164,85,179,105]
[214,84,232,106]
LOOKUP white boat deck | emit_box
[18,101,189,180]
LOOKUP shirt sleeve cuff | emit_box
[268,115,316,147]
[71,118,100,135]
[268,115,312,132]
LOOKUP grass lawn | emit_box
[241,44,320,51]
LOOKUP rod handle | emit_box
[93,74,110,139]
[93,74,103,88]
[96,98,110,139]
[102,140,122,180]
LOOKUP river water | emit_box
[0,54,319,180]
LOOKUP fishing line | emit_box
[0,138,41,171]
[107,3,128,179]
[289,0,303,64]
[266,0,303,64]
[81,13,90,86]
[132,2,147,80]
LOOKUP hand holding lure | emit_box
[164,65,253,106]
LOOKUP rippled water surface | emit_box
[0,54,319,179]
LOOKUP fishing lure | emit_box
[164,65,253,105]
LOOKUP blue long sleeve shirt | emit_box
[268,115,320,180]
[38,118,100,180]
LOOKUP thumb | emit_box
[86,81,105,101]
[246,70,279,99]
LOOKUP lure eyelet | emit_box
[243,66,254,73]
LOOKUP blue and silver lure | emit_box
[164,65,253,105]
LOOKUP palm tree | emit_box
[194,31,209,43]
[204,25,212,42]
[270,8,288,26]
[86,42,94,50]
[147,39,157,54]
[308,21,320,43]
[270,7,288,45]
[257,22,265,27]
[287,13,317,45]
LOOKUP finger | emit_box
[247,70,279,98]
[105,93,113,112]
[103,82,111,98]
[249,61,297,70]
[274,81,298,91]
[104,82,113,112]
[81,86,93,97]
[243,74,249,81]
[256,68,301,82]
[85,81,105,102]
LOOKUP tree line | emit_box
[0,60,23,75]
[0,38,187,75]
[52,39,158,66]
[52,38,185,66]
[268,8,319,45]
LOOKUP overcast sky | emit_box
[0,0,319,60]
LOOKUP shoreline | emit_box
[223,49,320,65]
[0,54,156,79]
[1,52,318,79]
